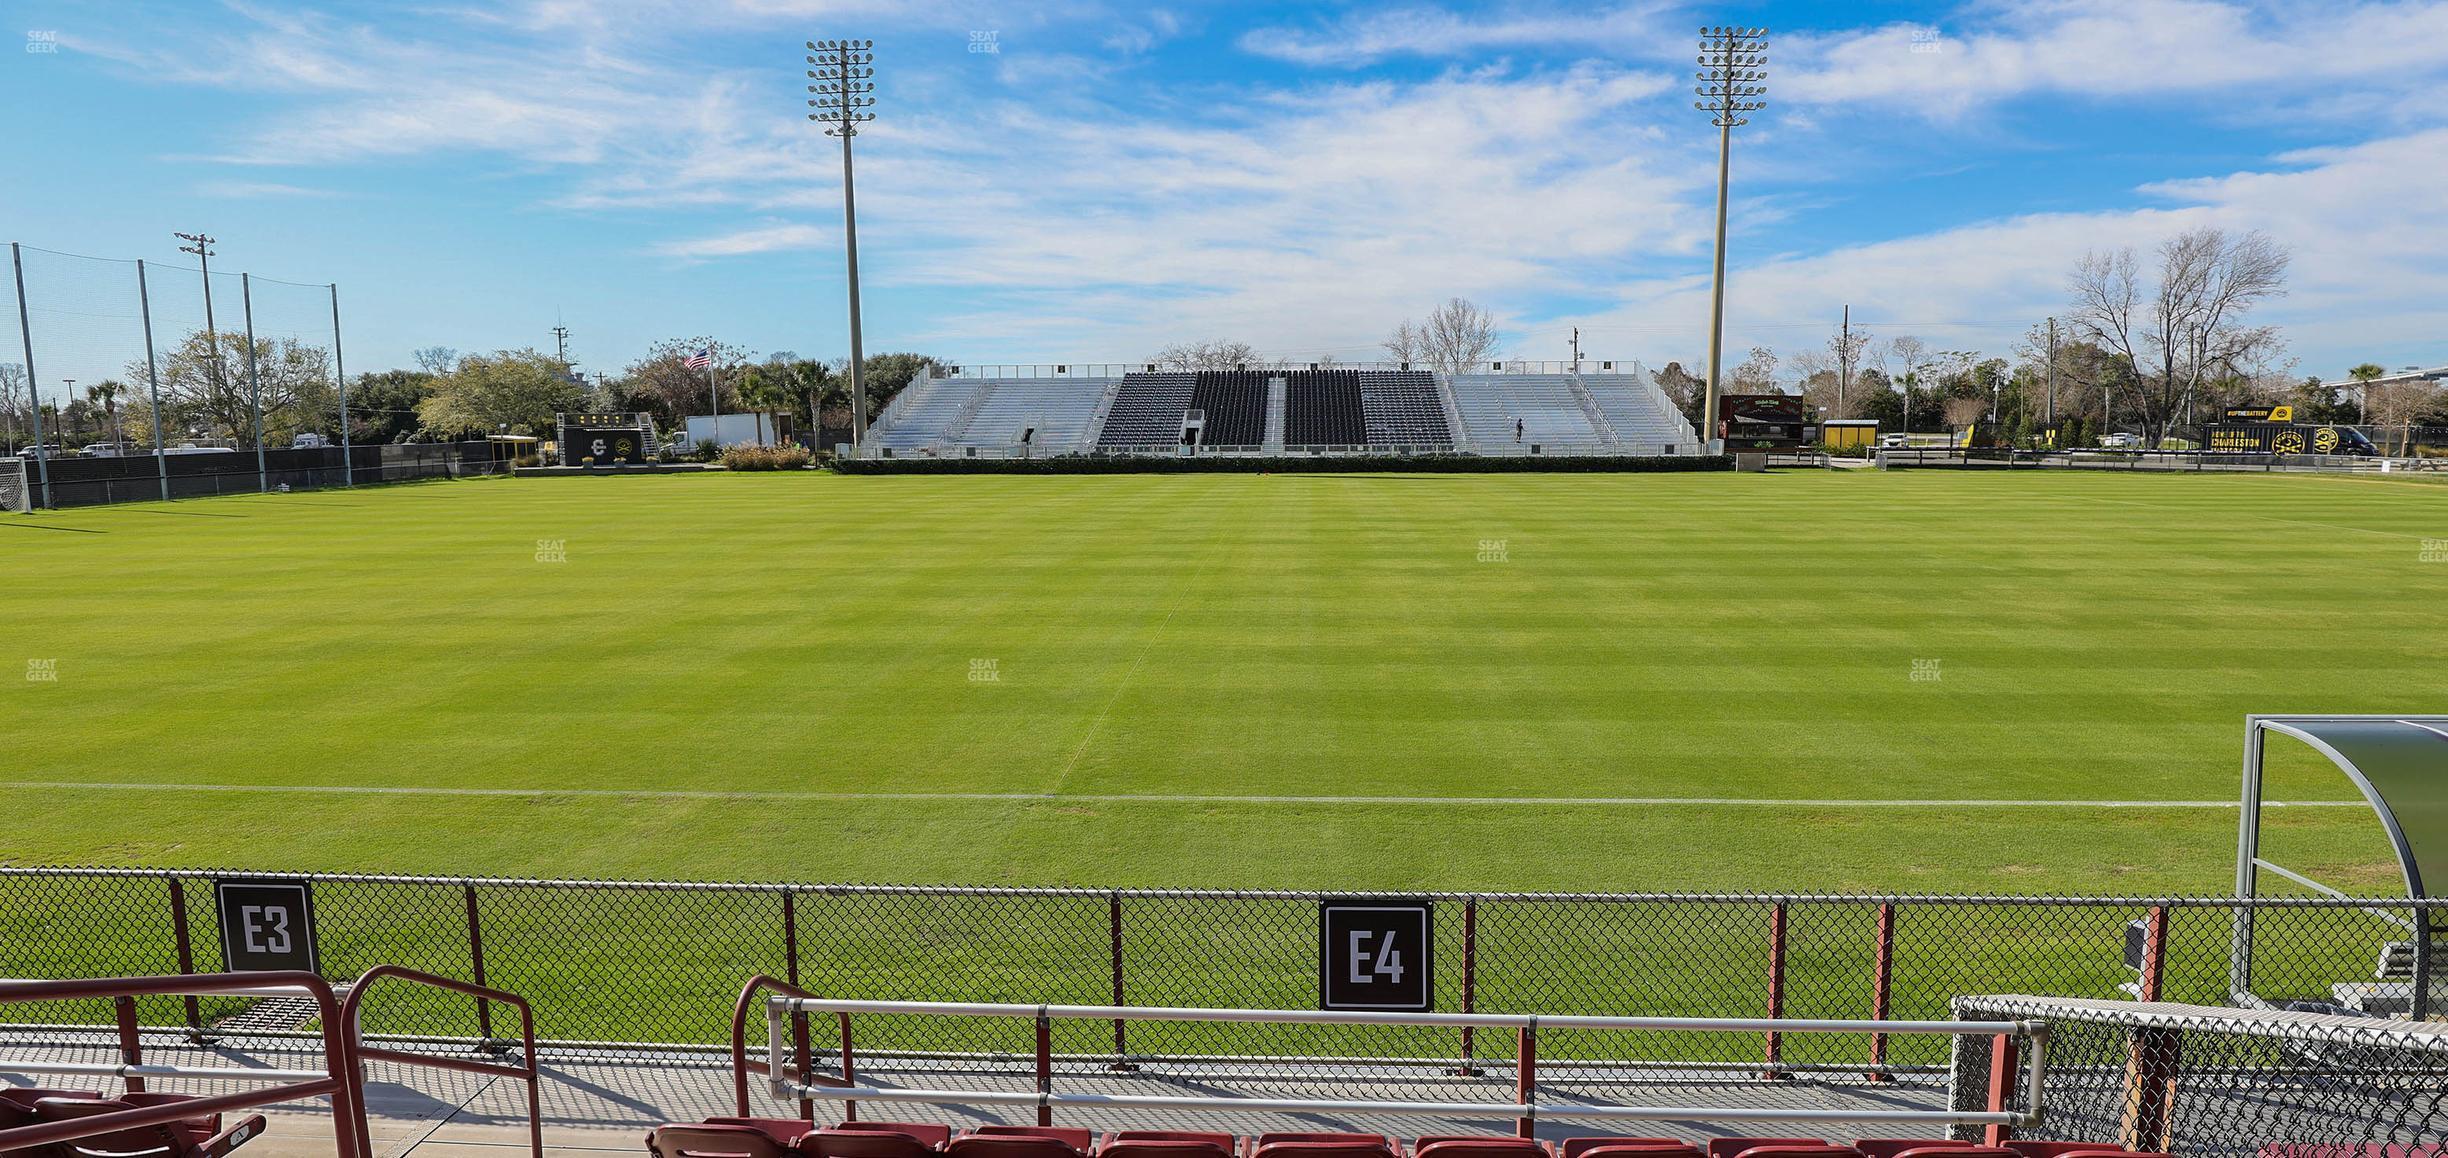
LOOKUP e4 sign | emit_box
[214,880,319,974]
[1318,898,1433,1011]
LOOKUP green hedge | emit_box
[834,453,1734,475]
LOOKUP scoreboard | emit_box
[1718,394,1816,450]
[557,412,651,464]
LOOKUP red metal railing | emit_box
[0,971,362,1158]
[731,975,851,1121]
[339,965,542,1158]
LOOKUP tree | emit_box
[742,355,837,434]
[412,346,461,376]
[121,329,335,444]
[416,349,587,437]
[1152,339,1261,371]
[2346,362,2386,424]
[1826,323,1871,418]
[1886,336,1930,433]
[345,370,439,444]
[1653,361,1705,426]
[2070,227,2289,445]
[619,337,755,426]
[86,380,128,445]
[1731,346,1779,392]
[1388,298,1501,376]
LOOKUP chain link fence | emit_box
[1,870,2435,1069]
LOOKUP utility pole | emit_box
[1839,305,1850,417]
[1695,25,1767,452]
[175,232,221,442]
[1569,326,1581,375]
[807,38,877,451]
[552,324,571,374]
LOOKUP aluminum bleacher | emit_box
[868,378,986,455]
[1284,371,1367,450]
[959,379,1114,456]
[1579,371,1701,454]
[1189,372,1270,450]
[1447,375,1609,453]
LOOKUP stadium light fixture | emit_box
[806,38,877,448]
[1695,25,1767,450]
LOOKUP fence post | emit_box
[1035,1008,1054,1127]
[167,878,203,1034]
[462,884,493,1042]
[1763,901,1788,1079]
[114,997,146,1094]
[2138,905,2168,1002]
[785,891,813,1121]
[1867,901,1895,1082]
[1514,1018,1537,1139]
[2118,1027,2179,1152]
[1982,1031,2019,1146]
[1108,892,1128,1067]
[1457,896,1479,1074]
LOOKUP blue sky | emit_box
[4,0,2446,396]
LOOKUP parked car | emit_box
[1878,433,1911,448]
[82,440,139,457]
[2100,432,2144,449]
[290,432,330,449]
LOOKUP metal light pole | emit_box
[807,38,876,451]
[1695,25,1766,452]
[174,233,225,444]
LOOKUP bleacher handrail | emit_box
[338,965,541,1158]
[760,995,2050,1134]
[0,970,362,1158]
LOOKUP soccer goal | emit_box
[0,457,31,513]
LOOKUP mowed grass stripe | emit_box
[4,469,2441,889]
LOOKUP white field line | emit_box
[0,781,2367,809]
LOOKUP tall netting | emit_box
[10,246,160,504]
[1953,995,2448,1155]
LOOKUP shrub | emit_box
[692,438,722,462]
[721,444,814,471]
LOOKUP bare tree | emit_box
[2070,227,2289,444]
[1151,339,1260,371]
[412,346,462,376]
[1888,335,1930,432]
[1390,298,1501,376]
[1731,346,1779,391]
[1826,322,1870,417]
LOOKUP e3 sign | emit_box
[214,880,319,974]
[1318,898,1432,1011]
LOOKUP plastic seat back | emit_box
[975,1127,1093,1153]
[651,1122,801,1158]
[948,1136,1090,1158]
[1101,1142,1234,1158]
[2003,1147,2124,1158]
[833,1123,953,1148]
[1,1089,100,1112]
[1252,1142,1397,1158]
[1731,1148,1862,1158]
[1872,1147,2016,1158]
[32,1098,190,1158]
[1564,1143,1702,1158]
[1107,1133,1236,1151]
[1708,1142,1827,1158]
[1418,1140,1552,1158]
[809,1131,948,1158]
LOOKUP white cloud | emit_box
[1239,3,1672,67]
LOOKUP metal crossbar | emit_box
[761,995,2050,1135]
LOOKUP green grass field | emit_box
[6,468,2444,894]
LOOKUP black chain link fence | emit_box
[1,870,2436,1074]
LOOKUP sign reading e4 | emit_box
[214,880,319,974]
[1318,898,1433,1011]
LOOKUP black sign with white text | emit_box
[1318,898,1433,1011]
[214,880,319,974]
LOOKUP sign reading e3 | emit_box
[1318,898,1433,1011]
[214,880,319,974]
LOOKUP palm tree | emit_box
[2347,362,2386,425]
[87,380,127,445]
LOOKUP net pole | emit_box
[137,260,169,503]
[242,274,265,493]
[330,283,350,486]
[9,243,50,508]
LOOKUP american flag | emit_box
[684,348,713,370]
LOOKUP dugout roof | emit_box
[2238,714,2448,900]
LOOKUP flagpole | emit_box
[707,344,720,442]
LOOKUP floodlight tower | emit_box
[1695,26,1767,450]
[807,38,877,448]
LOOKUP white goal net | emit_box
[0,457,29,513]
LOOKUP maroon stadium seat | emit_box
[948,1134,1091,1158]
[1561,1140,1703,1158]
[2003,1147,2129,1158]
[1855,1145,2017,1158]
[1,1088,101,1112]
[829,1123,954,1148]
[1727,1147,1861,1158]
[29,1095,265,1158]
[1707,1141,1826,1158]
[1099,1135,1238,1158]
[1251,1138,1399,1158]
[651,1122,807,1158]
[702,1119,822,1145]
[975,1127,1096,1152]
[807,1130,950,1158]
[1417,1138,1554,1158]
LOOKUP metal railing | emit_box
[340,966,542,1158]
[760,996,2049,1137]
